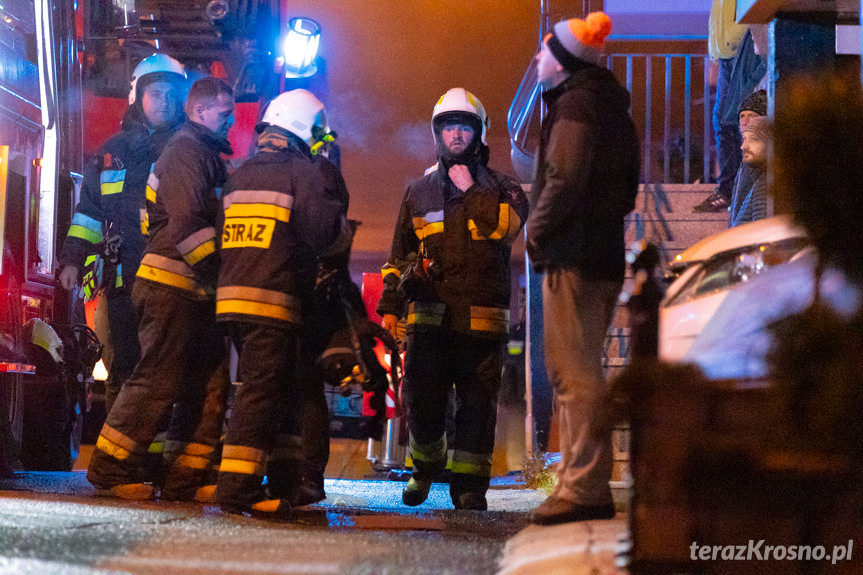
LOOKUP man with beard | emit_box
[59,53,186,411]
[729,115,770,226]
[379,88,528,510]
[87,77,235,502]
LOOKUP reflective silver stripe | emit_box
[216,285,300,309]
[223,189,294,209]
[176,227,216,256]
[140,253,195,277]
[147,172,159,191]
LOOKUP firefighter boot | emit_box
[402,473,433,506]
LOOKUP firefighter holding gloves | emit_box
[59,53,187,410]
[87,77,235,501]
[213,89,349,518]
[378,88,528,510]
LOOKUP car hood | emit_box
[682,250,861,380]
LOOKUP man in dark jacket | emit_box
[59,53,186,410]
[87,77,235,502]
[526,12,639,525]
[213,89,349,517]
[379,88,528,511]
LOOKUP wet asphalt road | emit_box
[0,472,547,575]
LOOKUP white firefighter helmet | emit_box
[431,87,489,145]
[261,88,330,146]
[26,318,64,364]
[128,53,187,105]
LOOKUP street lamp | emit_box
[282,17,320,78]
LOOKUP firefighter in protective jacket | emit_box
[379,88,528,510]
[87,78,235,502]
[214,89,349,517]
[59,53,186,410]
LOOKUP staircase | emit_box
[607,182,729,489]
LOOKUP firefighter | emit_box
[379,88,529,510]
[87,77,235,501]
[213,89,349,517]
[58,53,187,411]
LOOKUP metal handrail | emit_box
[507,53,541,183]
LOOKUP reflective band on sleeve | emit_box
[468,204,523,242]
[146,172,159,203]
[177,227,217,266]
[100,169,126,195]
[381,265,402,280]
[140,207,150,236]
[68,213,103,244]
[470,306,509,334]
[115,264,123,288]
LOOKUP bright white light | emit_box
[93,359,108,381]
[282,17,320,78]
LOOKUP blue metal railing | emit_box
[508,51,715,186]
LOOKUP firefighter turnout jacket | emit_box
[216,140,350,327]
[378,162,528,341]
[136,122,229,298]
[60,121,180,291]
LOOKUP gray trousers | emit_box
[542,268,621,505]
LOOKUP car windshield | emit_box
[664,237,811,307]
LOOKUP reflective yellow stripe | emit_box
[470,306,509,334]
[145,172,159,203]
[184,442,215,457]
[136,264,209,296]
[220,444,267,476]
[96,435,131,460]
[100,423,139,452]
[100,169,126,196]
[216,299,300,323]
[224,203,291,223]
[406,301,445,327]
[220,458,265,476]
[140,207,150,236]
[450,460,492,477]
[68,225,102,245]
[148,441,164,454]
[409,434,447,463]
[414,221,444,240]
[184,239,216,265]
[176,454,210,470]
[381,266,401,280]
[468,204,523,241]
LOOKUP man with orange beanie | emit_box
[526,12,640,525]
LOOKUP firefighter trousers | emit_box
[402,329,503,500]
[216,322,305,508]
[87,280,229,494]
[103,284,141,412]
